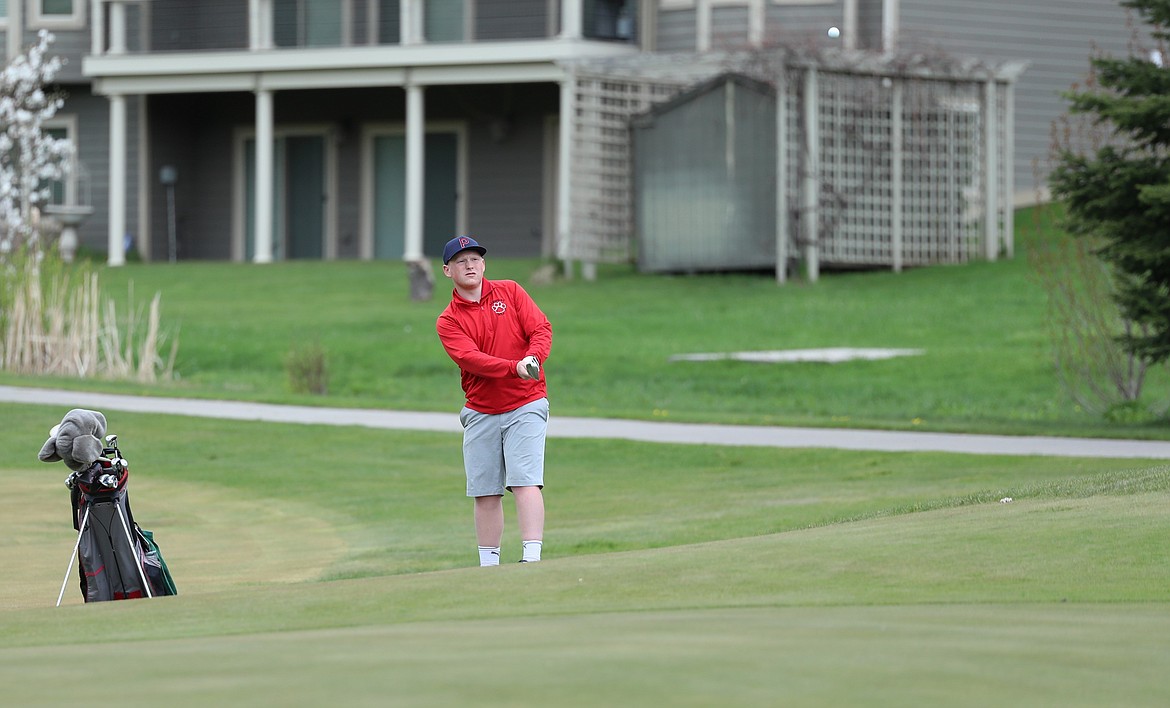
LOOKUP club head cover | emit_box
[38,408,108,471]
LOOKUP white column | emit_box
[802,68,819,282]
[249,0,261,49]
[1003,80,1015,258]
[882,0,899,54]
[8,0,22,61]
[401,0,422,44]
[253,0,273,49]
[254,88,274,263]
[748,0,765,48]
[561,0,582,40]
[109,1,128,54]
[136,96,151,262]
[404,82,425,261]
[91,0,104,55]
[983,78,999,262]
[843,0,858,51]
[107,94,127,266]
[775,71,787,284]
[556,77,574,275]
[697,0,711,52]
[890,79,903,273]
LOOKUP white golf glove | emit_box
[517,356,540,380]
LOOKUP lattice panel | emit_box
[899,79,983,266]
[775,70,1002,270]
[569,72,707,262]
[815,72,894,265]
[566,53,1015,273]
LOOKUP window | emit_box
[30,0,86,30]
[42,116,80,208]
[275,0,349,48]
[662,0,832,7]
[425,0,466,43]
[585,0,635,40]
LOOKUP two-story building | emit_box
[6,1,1147,266]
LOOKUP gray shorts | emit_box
[460,398,548,497]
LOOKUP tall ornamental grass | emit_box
[0,249,176,381]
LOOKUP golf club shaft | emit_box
[115,504,152,599]
[56,506,89,607]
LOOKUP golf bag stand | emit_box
[56,435,177,606]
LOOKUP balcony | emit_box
[84,1,641,93]
[96,0,638,54]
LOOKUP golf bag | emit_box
[59,437,177,605]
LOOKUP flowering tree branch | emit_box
[0,29,73,258]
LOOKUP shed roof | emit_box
[629,72,775,129]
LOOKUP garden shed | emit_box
[561,51,1027,281]
[631,74,777,273]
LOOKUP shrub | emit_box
[286,339,329,395]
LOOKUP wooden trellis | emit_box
[564,59,719,263]
[562,51,1025,280]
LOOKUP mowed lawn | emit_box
[4,205,1170,704]
[2,404,1169,706]
[3,205,1168,439]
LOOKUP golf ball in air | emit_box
[827,27,840,38]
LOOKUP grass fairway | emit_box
[3,402,1169,705]
[4,202,1169,704]
[4,604,1169,706]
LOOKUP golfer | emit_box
[436,235,553,566]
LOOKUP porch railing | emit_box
[95,0,638,54]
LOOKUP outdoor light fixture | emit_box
[160,165,177,262]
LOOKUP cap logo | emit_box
[459,237,471,249]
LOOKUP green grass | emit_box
[4,205,1168,439]
[3,401,1170,704]
[4,206,1170,704]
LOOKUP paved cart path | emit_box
[5,385,1170,459]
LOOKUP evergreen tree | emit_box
[1049,0,1170,365]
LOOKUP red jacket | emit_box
[436,278,553,415]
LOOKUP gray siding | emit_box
[42,29,89,83]
[150,1,249,52]
[335,132,364,258]
[184,122,240,260]
[147,93,253,260]
[66,87,140,258]
[0,27,90,83]
[856,1,884,50]
[657,9,697,52]
[660,1,846,51]
[898,0,1143,197]
[762,0,845,47]
[477,0,549,40]
[711,6,750,49]
[456,85,556,258]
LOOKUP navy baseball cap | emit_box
[442,236,487,264]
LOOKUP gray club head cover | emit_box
[38,408,108,472]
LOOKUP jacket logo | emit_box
[491,300,507,314]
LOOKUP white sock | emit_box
[521,540,543,563]
[478,546,500,567]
